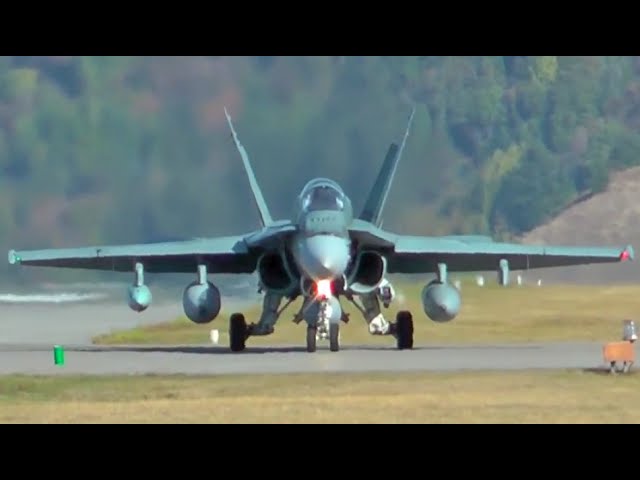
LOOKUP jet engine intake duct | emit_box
[257,250,298,295]
[347,250,387,295]
[421,280,461,322]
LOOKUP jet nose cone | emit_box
[300,235,350,280]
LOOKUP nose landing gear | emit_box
[300,295,343,353]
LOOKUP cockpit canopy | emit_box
[301,184,345,212]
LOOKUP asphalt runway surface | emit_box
[0,341,611,375]
[0,297,613,376]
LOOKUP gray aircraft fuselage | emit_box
[289,177,353,286]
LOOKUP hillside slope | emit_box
[517,166,640,284]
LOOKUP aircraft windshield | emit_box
[302,185,345,212]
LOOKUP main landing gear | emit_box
[347,288,414,351]
[394,310,414,350]
[227,294,346,353]
[228,291,287,352]
[227,306,342,353]
[227,292,414,353]
[229,312,248,352]
[228,309,413,353]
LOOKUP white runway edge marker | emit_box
[210,329,220,345]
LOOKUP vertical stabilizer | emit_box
[359,107,416,227]
[224,107,274,227]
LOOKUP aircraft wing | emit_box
[352,107,633,273]
[349,222,634,273]
[7,223,296,274]
[7,107,297,277]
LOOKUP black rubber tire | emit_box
[329,323,340,352]
[306,326,317,353]
[396,310,414,350]
[229,313,247,352]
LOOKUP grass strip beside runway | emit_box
[1,369,639,423]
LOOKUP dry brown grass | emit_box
[2,370,640,423]
[93,282,640,346]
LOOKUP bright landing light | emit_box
[315,279,333,299]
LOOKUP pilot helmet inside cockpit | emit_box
[302,185,345,212]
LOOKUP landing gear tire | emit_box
[306,326,317,353]
[329,323,340,352]
[396,310,414,350]
[229,312,247,352]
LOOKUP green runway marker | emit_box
[53,345,65,366]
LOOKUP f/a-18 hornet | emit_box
[8,107,635,353]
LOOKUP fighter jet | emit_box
[7,107,635,353]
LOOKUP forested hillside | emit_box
[2,56,640,283]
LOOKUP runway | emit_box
[0,341,611,375]
[0,296,612,376]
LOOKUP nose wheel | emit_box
[329,323,340,352]
[303,295,343,353]
[306,323,341,352]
